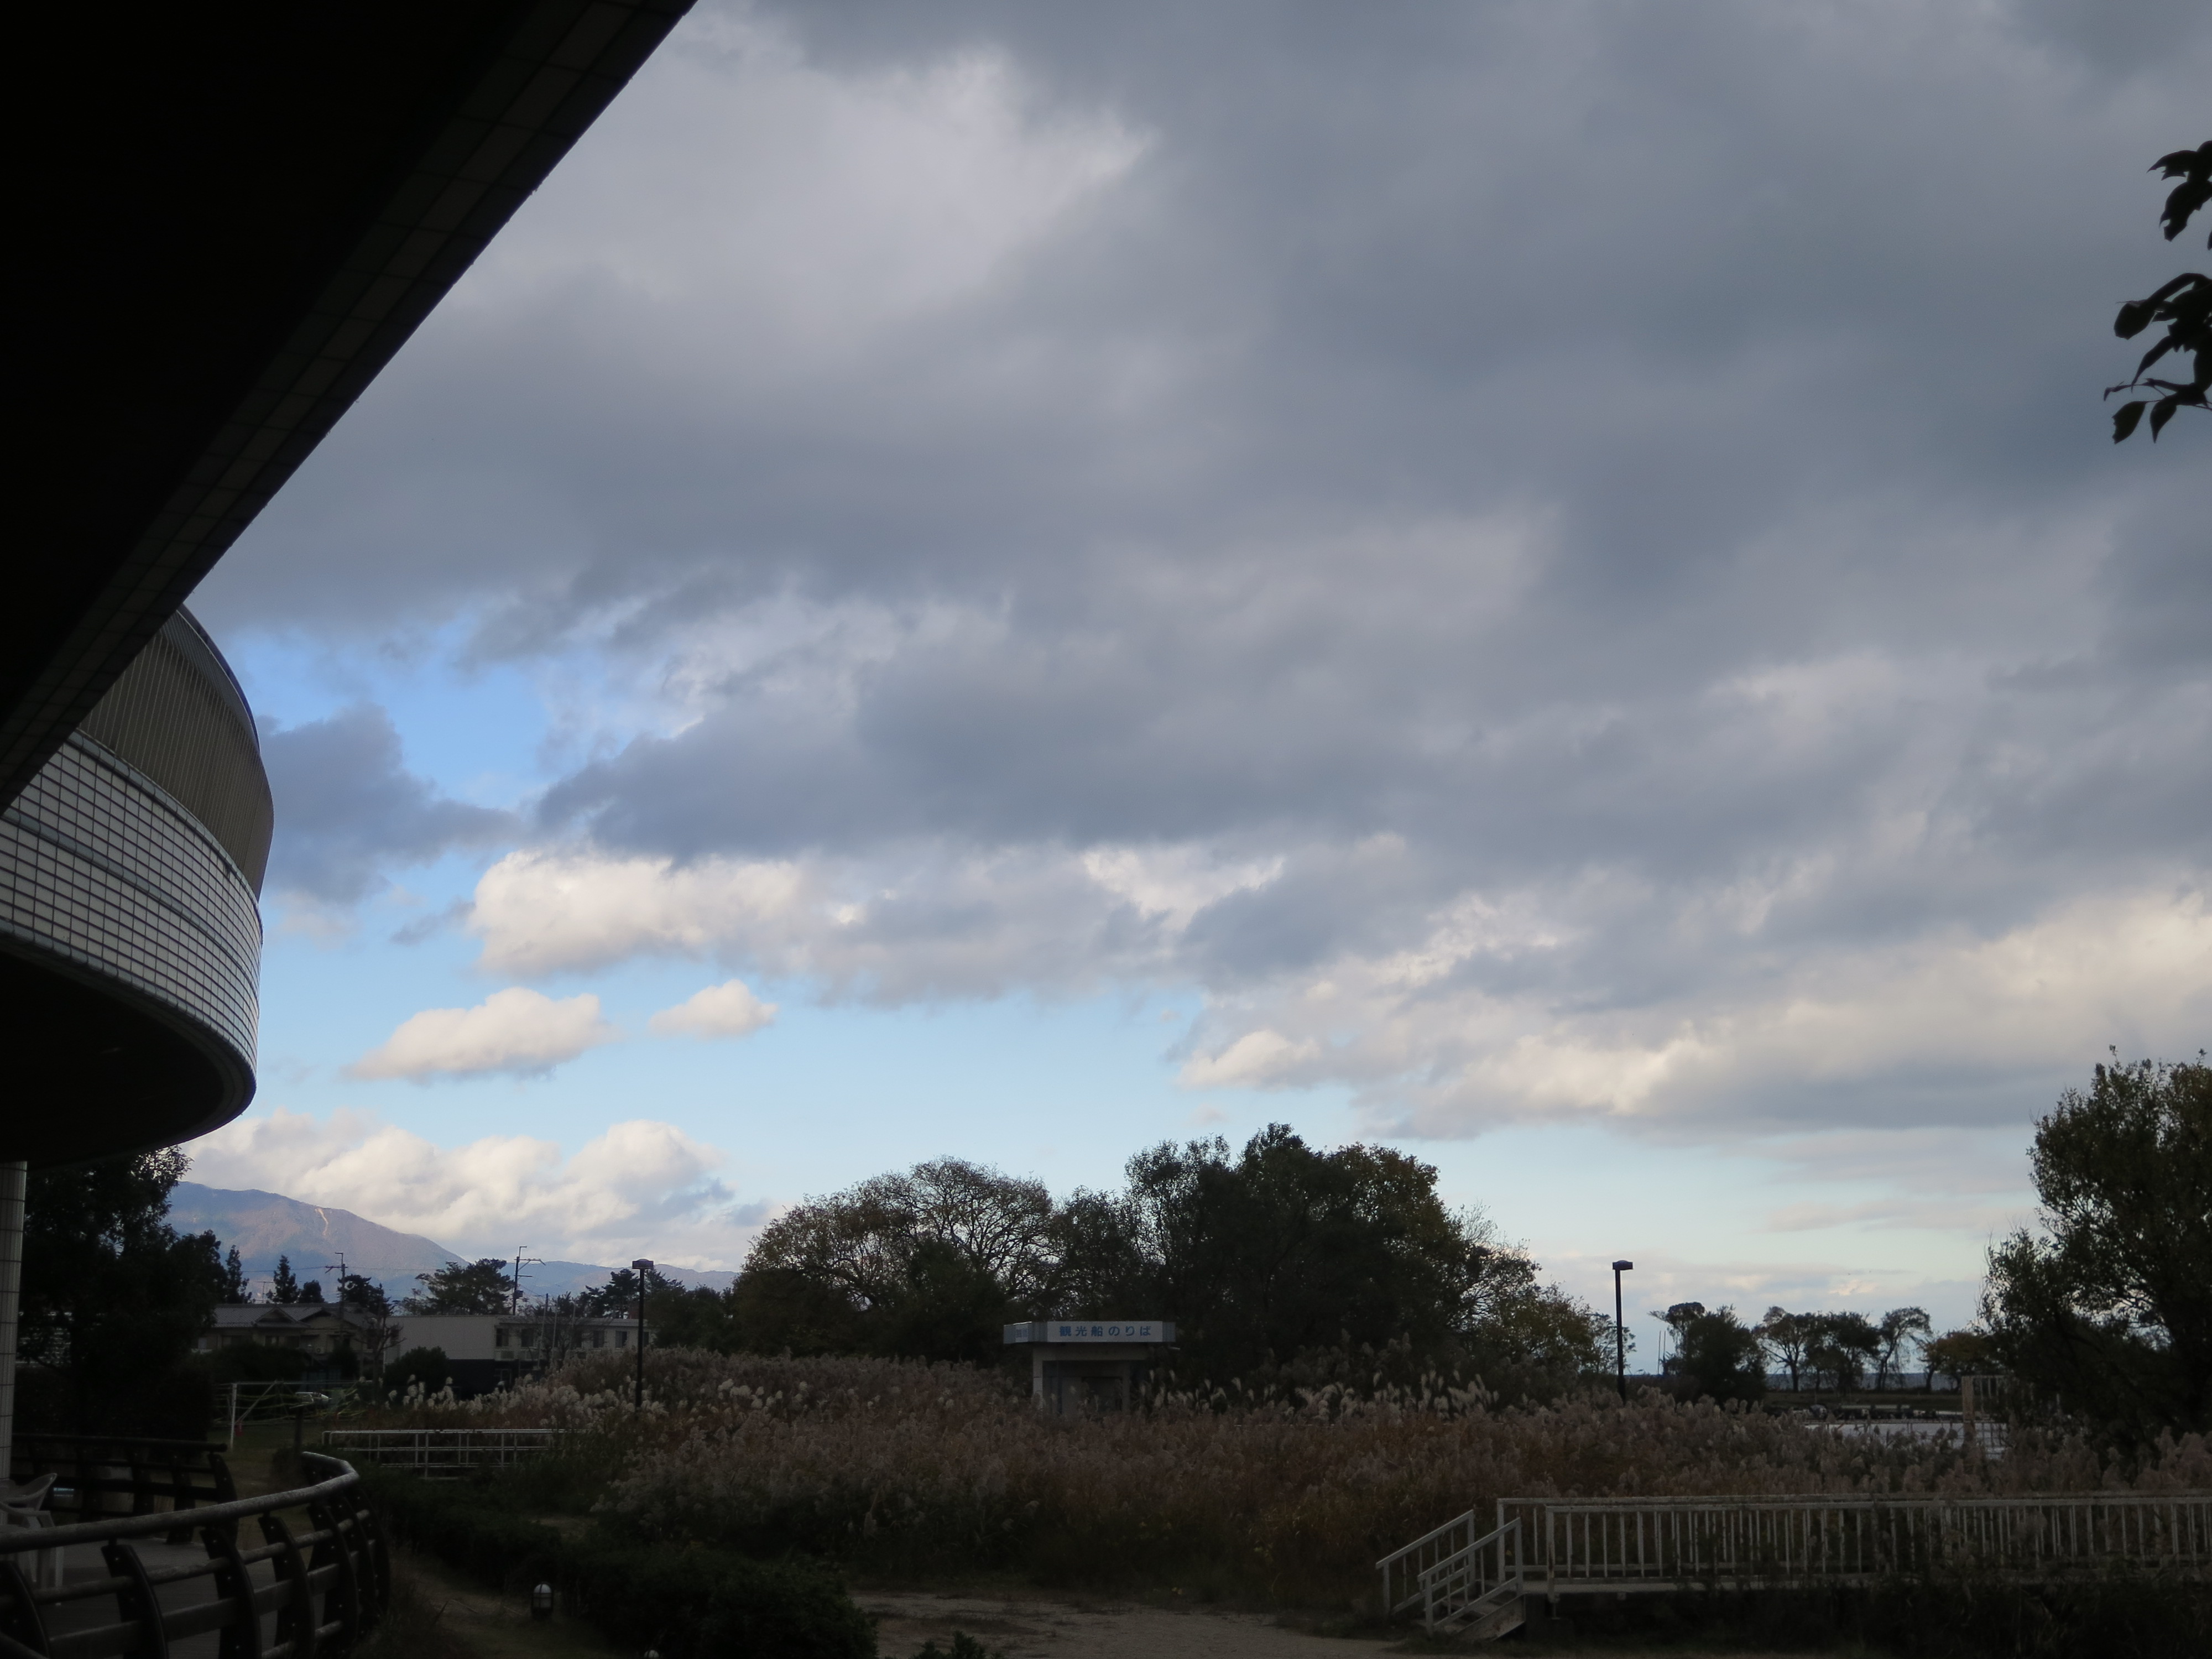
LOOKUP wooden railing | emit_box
[0,1449,384,1658]
[1496,1490,2212,1598]
[321,1428,560,1477]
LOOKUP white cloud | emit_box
[189,1108,764,1269]
[347,987,622,1081]
[650,979,779,1040]
[1181,1029,1325,1089]
[1210,884,2212,1136]
[473,852,808,977]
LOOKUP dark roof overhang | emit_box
[6,0,693,807]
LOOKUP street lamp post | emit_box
[1611,1259,1634,1402]
[631,1258,653,1411]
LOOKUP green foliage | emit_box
[1984,1053,2211,1439]
[2106,142,2209,441]
[642,1281,743,1350]
[269,1254,300,1304]
[1874,1306,1933,1391]
[403,1257,518,1314]
[747,1157,1057,1363]
[1924,1328,1995,1389]
[1550,1577,2212,1659]
[220,1245,250,1303]
[1660,1303,1767,1404]
[359,1468,874,1659]
[916,1637,1004,1659]
[581,1262,685,1317]
[199,1343,309,1384]
[1804,1311,1882,1392]
[336,1271,392,1314]
[15,1147,225,1436]
[1757,1308,1813,1391]
[726,1266,866,1356]
[724,1129,1605,1392]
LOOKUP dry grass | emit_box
[382,1349,2212,1605]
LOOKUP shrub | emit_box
[198,1344,309,1385]
[359,1468,874,1659]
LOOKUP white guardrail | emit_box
[320,1427,564,1475]
[1382,1490,2212,1632]
[1501,1490,2212,1598]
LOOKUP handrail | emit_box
[1376,1504,1478,1568]
[1374,1505,1480,1616]
[0,1452,384,1659]
[1411,1516,1522,1633]
[0,1460,358,1553]
[1494,1490,2212,1599]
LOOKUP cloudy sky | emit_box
[186,0,2209,1336]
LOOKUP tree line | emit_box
[1650,1302,1991,1404]
[15,1055,2201,1442]
[633,1125,1616,1397]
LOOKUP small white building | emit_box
[1004,1319,1176,1414]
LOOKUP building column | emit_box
[0,1160,26,1477]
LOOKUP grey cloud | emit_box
[262,704,519,904]
[189,2,2212,1131]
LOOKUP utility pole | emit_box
[510,1246,540,1314]
[1611,1260,1634,1402]
[632,1258,653,1410]
[322,1253,348,1300]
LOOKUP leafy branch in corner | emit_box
[2106,142,2209,442]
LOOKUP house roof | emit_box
[211,1302,377,1331]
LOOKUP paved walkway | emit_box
[861,1590,1405,1658]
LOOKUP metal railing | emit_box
[0,1448,384,1658]
[321,1428,561,1476]
[1418,1517,1522,1634]
[1495,1490,2212,1598]
[1376,1504,1489,1618]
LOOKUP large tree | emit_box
[744,1157,1058,1363]
[402,1257,518,1314]
[1061,1126,1606,1391]
[1658,1303,1767,1405]
[16,1148,226,1436]
[1872,1306,1932,1392]
[1983,1054,2211,1439]
[2107,142,2209,441]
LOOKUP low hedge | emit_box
[359,1467,875,1659]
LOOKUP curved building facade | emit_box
[0,610,272,1167]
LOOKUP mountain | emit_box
[168,1184,456,1290]
[167,1183,737,1298]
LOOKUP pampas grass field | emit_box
[369,1348,2212,1605]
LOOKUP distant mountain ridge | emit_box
[166,1183,736,1298]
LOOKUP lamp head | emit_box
[1611,1259,1634,1271]
[632,1258,654,1272]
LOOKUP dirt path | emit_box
[860,1590,1404,1658]
[378,1549,618,1659]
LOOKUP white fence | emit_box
[321,1427,564,1476]
[1380,1488,2212,1632]
[1497,1490,2212,1598]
